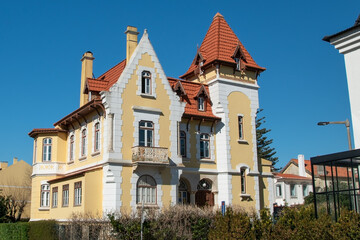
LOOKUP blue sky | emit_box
[0,1,359,169]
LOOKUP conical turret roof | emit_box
[180,13,265,79]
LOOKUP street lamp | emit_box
[317,119,352,150]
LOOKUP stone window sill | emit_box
[79,156,87,161]
[199,159,215,164]
[237,139,248,144]
[140,94,156,99]
[38,207,50,211]
[91,151,100,157]
[240,194,252,201]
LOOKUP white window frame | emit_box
[276,184,282,198]
[74,182,82,206]
[52,187,58,208]
[240,168,246,194]
[238,114,244,140]
[139,121,154,147]
[136,175,157,205]
[62,184,69,207]
[141,71,151,95]
[303,184,308,197]
[42,138,52,162]
[136,66,156,98]
[94,122,100,153]
[198,97,205,111]
[200,133,210,159]
[290,184,297,198]
[80,127,87,158]
[69,134,75,162]
[40,184,50,207]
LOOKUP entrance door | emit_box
[195,190,214,207]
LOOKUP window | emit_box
[238,116,244,140]
[235,58,240,70]
[74,182,82,206]
[303,185,308,197]
[178,179,189,204]
[42,138,52,162]
[276,184,282,197]
[139,121,153,147]
[69,135,74,161]
[198,97,205,111]
[141,71,151,94]
[200,134,210,159]
[137,175,156,204]
[240,169,246,194]
[40,184,50,207]
[52,187,58,208]
[81,129,87,156]
[62,184,69,207]
[290,184,297,197]
[94,123,100,152]
[180,131,186,157]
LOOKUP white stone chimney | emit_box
[298,154,306,177]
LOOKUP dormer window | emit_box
[235,58,240,71]
[141,71,151,94]
[198,97,205,111]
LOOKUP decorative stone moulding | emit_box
[131,146,169,164]
[32,162,66,175]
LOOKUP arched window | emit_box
[240,168,246,194]
[180,131,186,157]
[178,179,190,204]
[94,123,100,152]
[137,175,156,204]
[69,135,74,161]
[81,129,87,156]
[141,71,151,94]
[197,179,212,190]
[42,138,52,162]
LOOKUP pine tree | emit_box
[256,109,278,170]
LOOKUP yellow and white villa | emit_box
[29,13,274,220]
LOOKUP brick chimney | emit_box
[298,154,306,177]
[80,51,94,106]
[125,26,139,63]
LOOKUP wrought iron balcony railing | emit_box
[132,146,169,165]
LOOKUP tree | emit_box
[256,109,278,170]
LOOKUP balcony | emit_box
[132,146,169,167]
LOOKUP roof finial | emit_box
[214,12,223,19]
[355,14,360,26]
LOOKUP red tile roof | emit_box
[87,59,126,92]
[180,13,265,79]
[168,77,220,120]
[291,159,350,178]
[274,173,311,181]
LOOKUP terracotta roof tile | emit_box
[28,128,67,138]
[180,13,265,79]
[291,159,351,178]
[87,59,126,92]
[168,77,220,120]
[274,172,311,180]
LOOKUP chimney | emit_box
[298,154,306,177]
[125,26,139,63]
[0,161,8,170]
[80,51,95,106]
[13,157,18,165]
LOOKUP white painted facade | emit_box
[326,24,360,148]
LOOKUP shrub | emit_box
[0,222,29,240]
[28,220,57,240]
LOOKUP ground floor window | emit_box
[178,179,190,204]
[303,184,308,197]
[40,184,50,207]
[74,182,82,206]
[290,184,297,197]
[137,175,156,204]
[276,184,282,197]
[240,169,246,194]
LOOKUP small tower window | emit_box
[198,97,205,111]
[235,58,240,71]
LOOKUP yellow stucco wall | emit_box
[120,166,133,211]
[228,91,254,170]
[231,174,256,208]
[219,65,257,83]
[121,53,171,160]
[84,168,103,215]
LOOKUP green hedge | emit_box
[0,223,29,240]
[28,220,57,240]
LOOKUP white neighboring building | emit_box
[323,15,360,148]
[274,154,313,206]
